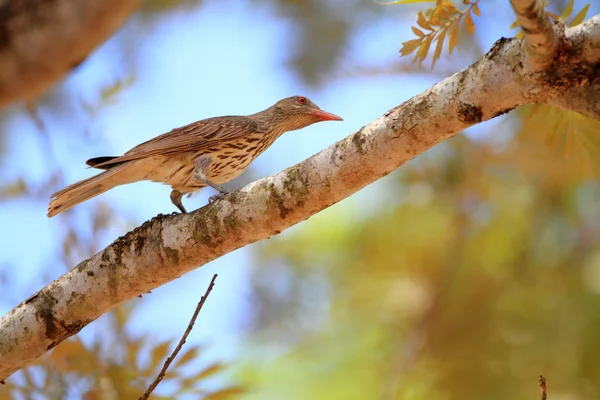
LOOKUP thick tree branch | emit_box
[0,0,143,109]
[1,14,599,382]
[549,83,600,120]
[546,16,600,120]
[509,0,558,69]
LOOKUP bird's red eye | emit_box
[297,96,307,104]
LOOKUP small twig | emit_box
[509,0,558,70]
[539,375,547,400]
[139,274,218,400]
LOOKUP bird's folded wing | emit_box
[93,116,259,167]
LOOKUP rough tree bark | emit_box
[0,0,143,109]
[1,7,599,384]
[509,0,558,70]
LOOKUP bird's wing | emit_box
[93,116,259,167]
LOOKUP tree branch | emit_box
[549,82,600,120]
[539,375,547,400]
[509,0,558,70]
[1,13,599,382]
[139,274,218,400]
[0,0,143,109]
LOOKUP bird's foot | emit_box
[194,172,228,194]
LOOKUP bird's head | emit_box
[263,96,343,132]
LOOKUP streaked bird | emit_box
[47,96,342,217]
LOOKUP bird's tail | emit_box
[48,162,139,217]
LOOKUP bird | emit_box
[47,96,343,217]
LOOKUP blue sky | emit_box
[1,0,597,396]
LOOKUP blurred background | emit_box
[1,0,600,399]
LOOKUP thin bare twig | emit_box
[539,375,547,400]
[139,274,218,400]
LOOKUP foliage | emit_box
[240,134,600,399]
[393,0,480,68]
[0,0,599,399]
[387,0,598,172]
[0,305,241,399]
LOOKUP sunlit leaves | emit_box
[240,133,600,398]
[464,10,475,35]
[569,3,590,26]
[0,306,239,399]
[203,386,246,399]
[396,0,481,68]
[507,0,597,171]
[520,104,600,174]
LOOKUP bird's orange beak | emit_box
[310,109,343,121]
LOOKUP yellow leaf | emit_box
[149,341,172,373]
[565,116,574,158]
[0,392,13,400]
[578,123,600,158]
[401,38,424,56]
[194,363,225,380]
[435,6,448,23]
[448,20,459,54]
[127,338,143,368]
[442,0,458,14]
[473,2,481,16]
[432,27,447,69]
[575,139,589,172]
[465,11,475,35]
[547,11,559,20]
[558,0,575,22]
[417,11,433,30]
[22,368,35,389]
[174,347,200,368]
[414,33,435,65]
[411,26,426,38]
[569,4,590,26]
[203,387,245,400]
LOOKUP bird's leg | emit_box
[170,189,188,213]
[194,156,229,203]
